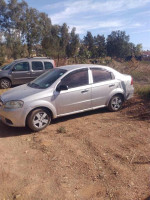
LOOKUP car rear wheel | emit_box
[27,109,51,132]
[0,78,11,89]
[108,95,123,112]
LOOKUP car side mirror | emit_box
[12,67,16,71]
[56,85,68,92]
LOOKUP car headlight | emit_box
[4,100,24,109]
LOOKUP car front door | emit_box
[11,62,31,85]
[54,68,92,116]
[90,68,117,108]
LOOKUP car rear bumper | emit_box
[126,87,134,100]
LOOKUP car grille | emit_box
[0,97,3,107]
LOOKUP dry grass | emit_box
[0,89,9,95]
[135,85,150,99]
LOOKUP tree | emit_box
[0,0,7,31]
[38,12,52,41]
[94,34,106,57]
[25,8,41,55]
[107,30,130,58]
[42,25,60,57]
[83,31,96,58]
[66,27,80,57]
[59,23,69,57]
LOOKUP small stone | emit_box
[14,194,21,199]
[26,138,31,142]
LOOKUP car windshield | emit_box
[28,68,67,89]
[1,63,14,70]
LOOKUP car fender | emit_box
[0,71,12,82]
[24,100,57,120]
[106,88,125,106]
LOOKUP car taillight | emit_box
[131,77,133,85]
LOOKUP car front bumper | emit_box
[0,107,27,127]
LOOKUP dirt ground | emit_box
[0,95,150,200]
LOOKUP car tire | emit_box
[0,78,11,89]
[27,109,51,132]
[108,94,123,112]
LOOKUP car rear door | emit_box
[55,68,92,116]
[31,61,44,80]
[90,68,118,108]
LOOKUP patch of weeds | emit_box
[135,85,150,100]
[57,126,66,134]
[0,88,9,95]
[130,71,149,82]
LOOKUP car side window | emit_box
[44,62,53,70]
[91,68,112,83]
[32,61,43,71]
[13,62,30,71]
[61,68,89,89]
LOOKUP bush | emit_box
[135,85,150,99]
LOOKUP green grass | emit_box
[130,71,150,82]
[135,85,150,99]
[0,89,9,95]
[57,126,66,134]
[141,60,150,65]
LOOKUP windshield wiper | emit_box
[28,82,41,88]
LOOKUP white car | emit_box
[0,64,134,132]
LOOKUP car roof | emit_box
[14,57,54,62]
[59,64,120,74]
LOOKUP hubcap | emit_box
[33,112,49,129]
[111,97,122,110]
[1,80,10,88]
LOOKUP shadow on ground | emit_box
[0,121,31,138]
[52,107,108,124]
[144,197,150,200]
[0,107,108,138]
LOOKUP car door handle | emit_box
[81,89,89,93]
[109,84,115,87]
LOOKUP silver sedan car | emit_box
[0,64,134,131]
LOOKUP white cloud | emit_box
[49,0,150,24]
[131,29,150,34]
[69,20,124,34]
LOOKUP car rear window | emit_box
[44,62,53,70]
[91,68,112,83]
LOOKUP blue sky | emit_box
[24,0,150,50]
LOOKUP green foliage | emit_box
[57,126,66,134]
[135,85,150,100]
[130,71,149,82]
[66,27,80,57]
[107,30,130,58]
[0,1,143,61]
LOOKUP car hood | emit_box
[1,84,53,102]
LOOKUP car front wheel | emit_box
[108,95,123,112]
[27,109,51,132]
[0,78,11,89]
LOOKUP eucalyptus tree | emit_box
[107,30,130,58]
[66,27,80,57]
